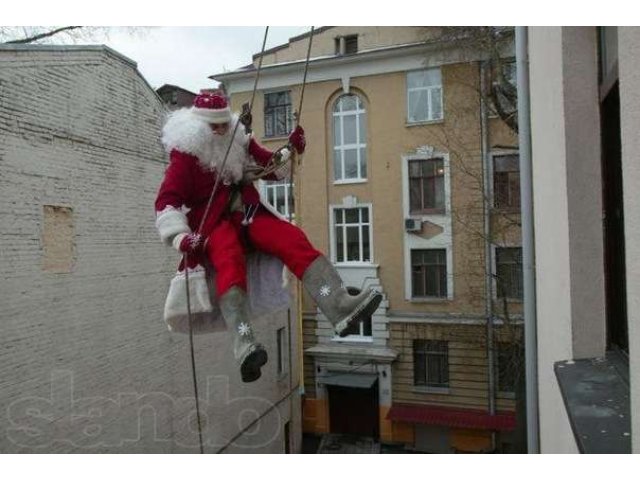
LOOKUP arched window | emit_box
[332,94,367,182]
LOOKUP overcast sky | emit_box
[104,26,310,93]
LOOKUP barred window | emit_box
[496,342,519,393]
[264,91,292,138]
[413,340,449,388]
[411,249,447,298]
[493,154,520,210]
[495,247,523,300]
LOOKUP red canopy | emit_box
[387,403,516,431]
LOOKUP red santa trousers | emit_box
[206,208,321,297]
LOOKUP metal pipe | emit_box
[479,61,497,443]
[515,26,540,454]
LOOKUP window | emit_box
[496,343,519,394]
[493,154,520,210]
[413,340,449,388]
[333,207,371,263]
[495,247,523,300]
[411,249,447,298]
[263,179,294,219]
[335,35,358,55]
[407,68,443,123]
[333,94,367,182]
[277,327,287,375]
[409,158,445,214]
[264,91,292,138]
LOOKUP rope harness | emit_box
[183,26,315,454]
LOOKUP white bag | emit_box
[163,265,226,334]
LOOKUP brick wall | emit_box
[0,46,300,453]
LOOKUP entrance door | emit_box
[328,382,379,438]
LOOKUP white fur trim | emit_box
[191,106,231,123]
[156,206,191,245]
[161,109,250,184]
[172,232,188,251]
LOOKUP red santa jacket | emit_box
[154,110,289,262]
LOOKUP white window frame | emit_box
[406,68,443,124]
[258,179,295,220]
[332,94,368,183]
[329,204,374,265]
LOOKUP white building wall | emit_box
[0,46,300,453]
[618,27,640,454]
[528,27,579,454]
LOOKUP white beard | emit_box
[161,109,250,183]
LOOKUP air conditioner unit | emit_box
[405,218,422,232]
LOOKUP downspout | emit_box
[480,60,497,450]
[515,26,540,454]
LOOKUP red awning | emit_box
[387,403,516,431]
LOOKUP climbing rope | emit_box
[183,26,271,454]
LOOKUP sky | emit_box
[104,27,310,93]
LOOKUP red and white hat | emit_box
[190,93,231,123]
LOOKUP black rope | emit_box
[184,253,205,454]
[215,383,300,454]
[182,26,273,455]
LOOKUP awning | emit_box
[387,403,516,431]
[318,373,378,389]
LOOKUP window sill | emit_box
[334,262,378,268]
[410,209,446,217]
[331,335,373,344]
[409,297,452,304]
[333,179,368,185]
[493,297,523,304]
[412,386,450,395]
[405,119,444,127]
[261,135,290,143]
[497,391,516,400]
[554,350,631,453]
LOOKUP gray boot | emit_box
[302,256,382,337]
[219,286,268,383]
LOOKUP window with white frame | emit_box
[333,207,371,263]
[413,339,449,388]
[411,249,447,298]
[262,179,294,219]
[264,91,293,138]
[495,247,523,300]
[333,94,367,182]
[407,68,443,123]
[409,158,446,214]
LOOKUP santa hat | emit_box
[190,93,232,123]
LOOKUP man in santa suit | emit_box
[155,93,382,382]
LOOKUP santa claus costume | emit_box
[155,93,382,382]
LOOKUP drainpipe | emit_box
[479,60,497,451]
[515,26,540,454]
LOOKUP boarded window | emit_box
[42,205,74,273]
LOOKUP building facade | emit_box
[214,26,521,453]
[527,26,639,454]
[0,45,300,453]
